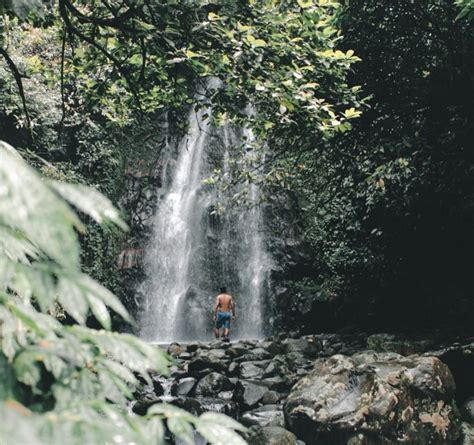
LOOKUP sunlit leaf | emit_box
[51,182,128,231]
[0,142,82,270]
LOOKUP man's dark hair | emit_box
[219,286,227,293]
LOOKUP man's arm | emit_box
[231,297,236,319]
[213,295,220,320]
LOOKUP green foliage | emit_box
[1,0,44,19]
[1,0,362,295]
[0,141,246,444]
[455,0,474,20]
[292,0,474,325]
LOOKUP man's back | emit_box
[217,293,233,312]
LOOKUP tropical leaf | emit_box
[168,417,195,445]
[199,412,247,432]
[195,421,247,445]
[0,227,39,263]
[51,182,128,231]
[0,142,82,270]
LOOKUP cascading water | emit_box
[140,91,272,342]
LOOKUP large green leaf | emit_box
[13,350,42,387]
[0,227,39,263]
[168,417,195,445]
[199,412,247,432]
[195,421,247,445]
[51,182,129,231]
[0,142,81,270]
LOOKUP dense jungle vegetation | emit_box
[0,0,473,443]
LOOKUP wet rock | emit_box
[169,396,238,417]
[132,392,161,415]
[228,361,239,376]
[283,352,311,371]
[171,397,205,416]
[186,343,199,353]
[295,368,309,378]
[462,396,474,423]
[207,348,228,360]
[261,376,291,392]
[134,371,150,386]
[226,344,250,359]
[233,380,268,409]
[195,372,233,397]
[238,347,272,362]
[172,377,197,397]
[461,422,474,445]
[241,405,285,428]
[187,356,226,373]
[229,377,239,386]
[248,426,297,445]
[240,362,264,379]
[197,397,239,418]
[151,377,165,396]
[282,336,322,358]
[260,340,283,355]
[262,390,280,405]
[210,340,232,350]
[263,361,288,378]
[178,352,192,360]
[170,369,188,379]
[218,390,234,400]
[167,342,184,357]
[190,367,216,380]
[284,352,461,444]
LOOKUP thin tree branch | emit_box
[0,47,33,138]
[58,0,143,114]
[61,0,136,30]
[58,27,67,135]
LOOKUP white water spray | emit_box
[140,93,272,342]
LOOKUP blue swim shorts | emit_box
[215,311,231,329]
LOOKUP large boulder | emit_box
[284,352,461,444]
[187,353,227,373]
[194,372,233,397]
[262,390,281,405]
[237,347,272,362]
[233,380,268,409]
[240,362,265,379]
[225,344,251,359]
[248,426,297,445]
[172,377,197,397]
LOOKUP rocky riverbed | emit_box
[133,333,474,444]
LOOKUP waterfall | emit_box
[140,95,272,342]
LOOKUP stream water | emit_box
[140,88,273,343]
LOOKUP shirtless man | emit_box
[213,287,236,339]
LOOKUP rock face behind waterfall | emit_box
[284,352,461,444]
